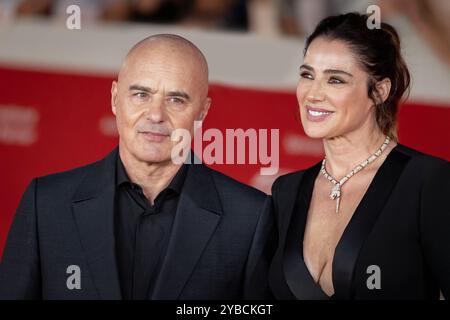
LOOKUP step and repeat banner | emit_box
[1,19,449,257]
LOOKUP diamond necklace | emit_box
[320,136,391,213]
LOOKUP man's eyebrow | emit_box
[128,85,156,92]
[167,91,191,101]
[300,64,354,77]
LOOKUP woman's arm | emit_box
[420,159,450,299]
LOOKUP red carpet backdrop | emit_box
[1,20,449,258]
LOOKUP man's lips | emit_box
[138,131,170,142]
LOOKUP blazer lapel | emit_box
[333,146,410,299]
[282,163,330,299]
[71,148,122,299]
[151,163,222,300]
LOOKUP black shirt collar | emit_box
[116,155,188,195]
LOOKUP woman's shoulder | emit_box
[271,162,321,195]
[394,144,449,190]
[272,170,304,189]
[395,143,449,171]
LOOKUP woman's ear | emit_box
[375,78,392,104]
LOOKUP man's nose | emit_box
[144,98,165,123]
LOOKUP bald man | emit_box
[0,35,273,300]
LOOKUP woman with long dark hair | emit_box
[268,12,450,300]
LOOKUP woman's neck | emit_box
[322,129,391,179]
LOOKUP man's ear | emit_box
[111,81,118,115]
[198,97,212,121]
[374,78,392,105]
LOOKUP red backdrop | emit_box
[1,66,449,258]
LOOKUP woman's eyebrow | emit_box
[300,64,353,77]
[299,64,314,72]
[323,69,354,77]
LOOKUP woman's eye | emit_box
[300,72,313,80]
[329,77,345,84]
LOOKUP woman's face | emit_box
[297,37,376,139]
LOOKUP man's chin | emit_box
[138,153,171,164]
[120,141,173,164]
[127,145,169,164]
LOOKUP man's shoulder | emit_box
[205,166,266,199]
[200,165,267,202]
[36,159,101,188]
[196,165,268,226]
[34,149,116,197]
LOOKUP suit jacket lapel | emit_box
[333,147,410,299]
[71,148,122,299]
[151,163,222,300]
[282,163,330,299]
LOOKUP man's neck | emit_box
[119,148,182,205]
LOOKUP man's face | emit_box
[111,44,210,165]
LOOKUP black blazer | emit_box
[269,144,450,300]
[0,148,272,300]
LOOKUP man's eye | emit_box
[133,92,149,99]
[300,72,313,80]
[329,77,345,84]
[168,97,185,104]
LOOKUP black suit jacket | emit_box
[268,144,450,300]
[0,148,272,300]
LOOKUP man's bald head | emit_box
[118,34,209,97]
[126,34,209,75]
